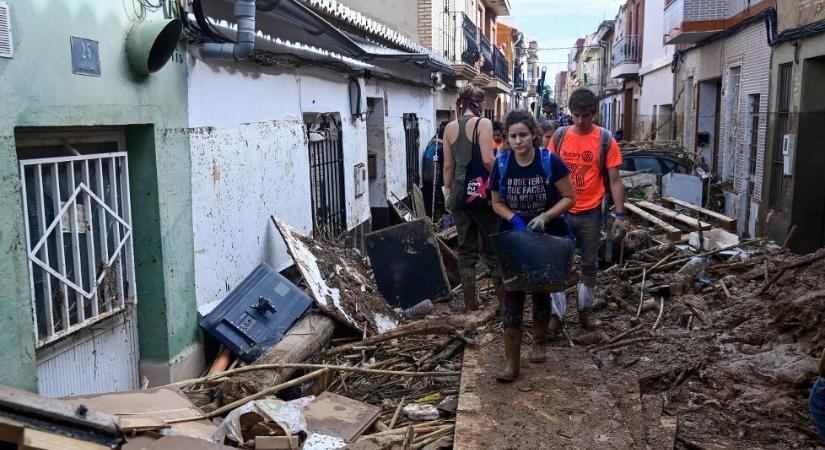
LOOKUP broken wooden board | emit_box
[19,427,111,450]
[0,385,120,436]
[121,435,237,450]
[305,392,380,443]
[454,345,636,449]
[411,185,428,219]
[365,218,450,308]
[662,196,735,230]
[0,412,120,450]
[436,237,460,288]
[273,217,399,334]
[626,203,683,242]
[631,199,712,230]
[63,386,215,441]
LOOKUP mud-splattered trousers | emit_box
[567,207,602,292]
[501,291,552,329]
[452,208,501,282]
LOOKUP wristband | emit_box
[614,211,625,219]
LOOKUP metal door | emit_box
[18,139,139,397]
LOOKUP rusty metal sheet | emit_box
[305,392,381,443]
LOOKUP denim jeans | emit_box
[811,377,825,441]
[567,207,602,287]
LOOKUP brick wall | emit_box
[683,0,728,22]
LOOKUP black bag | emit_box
[454,119,491,209]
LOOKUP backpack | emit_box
[496,149,554,203]
[552,126,613,204]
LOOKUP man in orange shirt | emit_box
[548,88,626,330]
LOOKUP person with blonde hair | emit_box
[442,84,502,312]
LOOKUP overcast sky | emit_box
[501,0,625,90]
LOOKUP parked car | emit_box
[619,152,690,175]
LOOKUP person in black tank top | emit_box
[442,84,503,313]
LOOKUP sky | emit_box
[500,0,625,91]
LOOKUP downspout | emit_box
[199,0,256,61]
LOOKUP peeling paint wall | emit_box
[188,58,432,306]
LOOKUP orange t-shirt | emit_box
[549,126,622,214]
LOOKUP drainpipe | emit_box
[199,0,256,61]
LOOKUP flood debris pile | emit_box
[574,217,825,449]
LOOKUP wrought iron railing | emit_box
[460,13,480,66]
[480,34,494,75]
[493,46,510,83]
[612,35,640,66]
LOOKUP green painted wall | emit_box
[0,0,198,390]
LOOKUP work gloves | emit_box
[611,215,627,240]
[527,213,549,232]
[441,187,451,212]
[510,214,527,231]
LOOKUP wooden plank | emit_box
[632,200,712,230]
[662,196,735,230]
[411,185,427,219]
[0,386,119,435]
[626,203,683,242]
[19,428,109,450]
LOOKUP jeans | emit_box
[501,290,551,329]
[811,377,825,441]
[452,208,501,282]
[567,207,602,287]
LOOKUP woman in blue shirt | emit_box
[490,110,576,383]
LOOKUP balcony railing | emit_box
[494,46,510,83]
[480,34,494,75]
[612,35,640,66]
[513,61,524,91]
[460,13,480,66]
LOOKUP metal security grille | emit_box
[404,114,420,192]
[307,122,347,238]
[770,63,793,208]
[19,153,135,347]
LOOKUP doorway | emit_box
[791,56,825,253]
[367,98,390,229]
[696,79,721,173]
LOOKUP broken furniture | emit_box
[365,218,450,308]
[200,263,313,363]
[304,392,381,444]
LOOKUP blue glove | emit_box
[510,214,527,231]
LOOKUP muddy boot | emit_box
[578,308,603,329]
[529,321,547,363]
[462,277,478,312]
[496,328,522,382]
[547,315,562,334]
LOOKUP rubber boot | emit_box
[547,315,562,334]
[496,328,522,382]
[579,308,603,329]
[529,321,547,363]
[462,277,478,312]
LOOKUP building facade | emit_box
[637,0,675,141]
[671,0,774,236]
[761,0,825,253]
[610,0,645,139]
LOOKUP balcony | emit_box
[486,45,512,94]
[443,13,481,80]
[663,0,725,44]
[610,35,640,79]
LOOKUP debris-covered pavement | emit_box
[1,205,823,449]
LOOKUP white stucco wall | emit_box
[187,57,435,306]
[187,59,372,306]
[638,0,675,140]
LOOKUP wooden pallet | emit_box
[631,199,712,230]
[661,196,736,231]
[626,203,683,242]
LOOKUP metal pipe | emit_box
[199,0,256,61]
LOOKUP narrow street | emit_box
[1,0,825,449]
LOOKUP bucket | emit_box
[491,231,574,292]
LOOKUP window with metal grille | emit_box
[17,131,135,347]
[748,94,760,197]
[769,63,793,208]
[307,116,347,238]
[403,113,421,192]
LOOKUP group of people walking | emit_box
[439,84,626,383]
